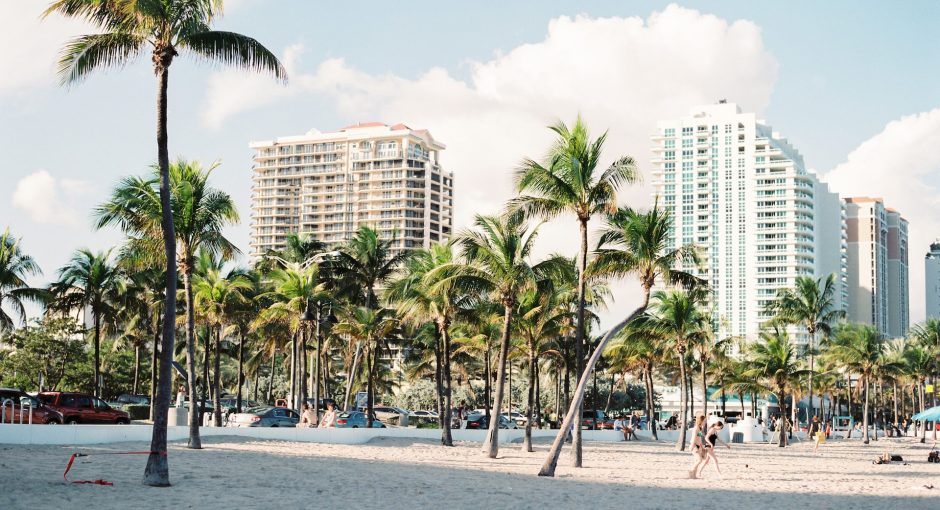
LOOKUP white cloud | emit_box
[823,108,940,324]
[11,170,88,226]
[201,4,778,323]
[0,3,96,96]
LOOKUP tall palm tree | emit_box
[605,317,667,440]
[745,328,806,447]
[511,116,638,466]
[50,248,122,398]
[193,259,251,426]
[96,159,238,450]
[435,212,567,459]
[45,0,285,486]
[387,242,472,446]
[333,307,399,427]
[334,226,410,409]
[539,204,700,476]
[828,323,893,444]
[768,274,844,421]
[0,229,44,333]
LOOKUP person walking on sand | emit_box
[808,415,824,453]
[318,401,337,428]
[301,403,318,428]
[697,421,731,477]
[688,415,709,479]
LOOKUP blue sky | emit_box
[2,1,939,325]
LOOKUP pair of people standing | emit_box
[689,416,731,479]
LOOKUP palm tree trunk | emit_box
[182,268,201,449]
[677,351,689,451]
[313,311,321,420]
[739,391,746,420]
[485,302,513,459]
[200,325,210,423]
[524,339,536,452]
[534,361,541,430]
[539,297,649,477]
[846,375,854,439]
[366,343,374,428]
[94,314,101,398]
[149,312,160,422]
[266,351,276,403]
[807,328,815,420]
[646,366,658,440]
[484,335,491,422]
[144,63,177,487]
[441,322,454,447]
[571,219,589,468]
[212,327,222,427]
[133,345,141,396]
[300,326,307,408]
[701,358,708,416]
[554,366,560,428]
[236,330,245,414]
[778,390,788,447]
[434,335,445,430]
[343,343,362,411]
[289,331,297,411]
[687,368,694,419]
[863,376,871,444]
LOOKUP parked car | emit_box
[218,397,259,414]
[110,394,150,406]
[372,406,409,426]
[504,411,527,427]
[0,388,64,424]
[464,412,517,430]
[38,392,130,424]
[580,410,610,430]
[335,411,385,428]
[228,406,300,427]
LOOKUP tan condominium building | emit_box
[249,122,453,258]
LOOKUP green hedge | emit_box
[123,404,150,420]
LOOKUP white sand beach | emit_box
[1,436,938,509]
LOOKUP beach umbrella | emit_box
[912,405,940,422]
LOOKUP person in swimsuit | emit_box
[318,401,337,428]
[697,421,731,477]
[689,415,708,478]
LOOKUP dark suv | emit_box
[0,388,64,424]
[38,392,130,424]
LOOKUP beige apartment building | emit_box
[249,122,452,258]
[844,197,909,338]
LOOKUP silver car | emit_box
[228,406,300,427]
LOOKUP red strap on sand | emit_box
[64,451,166,486]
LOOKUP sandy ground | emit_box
[1,435,938,509]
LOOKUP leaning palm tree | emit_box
[539,204,700,476]
[745,328,806,447]
[45,0,286,486]
[49,248,122,398]
[767,274,844,421]
[0,229,44,333]
[96,159,238,451]
[434,212,568,459]
[510,116,638,466]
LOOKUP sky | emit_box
[2,1,940,329]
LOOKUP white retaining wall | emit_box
[0,424,627,446]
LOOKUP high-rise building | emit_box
[249,122,453,258]
[650,101,846,343]
[844,197,909,337]
[925,240,940,319]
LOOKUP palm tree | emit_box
[387,242,472,446]
[333,226,409,409]
[648,289,707,451]
[768,274,844,421]
[539,204,700,476]
[514,288,568,452]
[0,229,44,333]
[333,307,399,427]
[45,0,285,486]
[828,323,893,444]
[50,248,122,398]
[96,159,238,450]
[604,316,665,440]
[435,212,566,459]
[193,259,251,426]
[511,116,637,466]
[745,328,806,447]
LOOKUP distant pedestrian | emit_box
[175,384,186,408]
[301,403,318,428]
[808,415,823,453]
